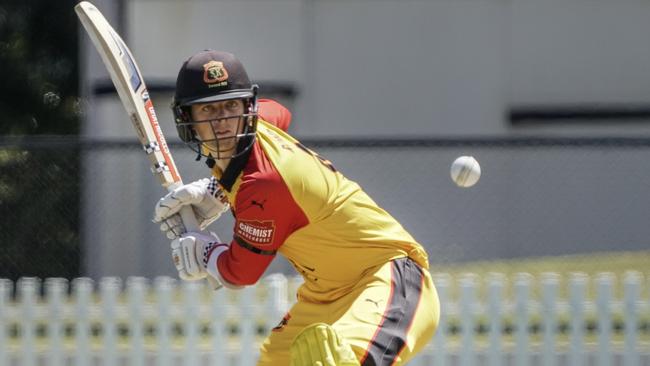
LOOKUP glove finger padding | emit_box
[153,177,229,231]
[171,235,206,281]
[154,179,208,222]
[170,232,225,282]
[170,238,191,280]
[160,214,185,240]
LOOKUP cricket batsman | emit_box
[153,50,440,365]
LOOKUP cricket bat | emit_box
[75,1,222,290]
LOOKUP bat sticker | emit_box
[108,29,142,92]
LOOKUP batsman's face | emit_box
[191,99,245,156]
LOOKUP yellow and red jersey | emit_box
[212,99,429,302]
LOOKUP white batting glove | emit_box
[170,232,228,281]
[153,177,229,239]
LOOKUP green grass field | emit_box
[432,250,650,278]
[428,250,650,347]
[430,250,650,301]
[3,251,649,349]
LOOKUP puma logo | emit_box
[251,199,266,210]
[365,298,383,308]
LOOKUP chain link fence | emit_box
[2,136,650,281]
[0,138,81,280]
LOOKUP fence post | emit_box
[432,273,450,366]
[73,277,93,366]
[514,273,532,366]
[459,273,477,366]
[288,275,303,300]
[487,273,505,366]
[264,274,289,333]
[238,285,256,366]
[623,271,641,366]
[541,273,559,366]
[569,272,587,366]
[128,277,147,366]
[0,279,10,366]
[596,273,614,366]
[45,278,68,366]
[18,278,39,366]
[101,277,121,366]
[154,277,175,366]
[183,281,202,366]
[210,287,228,365]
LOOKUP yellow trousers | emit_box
[258,258,440,365]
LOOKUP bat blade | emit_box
[75,1,222,290]
[75,1,180,188]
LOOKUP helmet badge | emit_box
[203,60,229,85]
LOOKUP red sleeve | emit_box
[216,146,308,285]
[257,99,292,131]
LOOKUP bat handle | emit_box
[179,205,224,291]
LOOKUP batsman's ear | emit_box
[171,101,195,143]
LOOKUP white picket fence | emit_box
[0,272,647,366]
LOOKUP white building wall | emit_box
[80,0,650,278]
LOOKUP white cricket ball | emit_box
[450,156,481,188]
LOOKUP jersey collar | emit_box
[209,138,254,192]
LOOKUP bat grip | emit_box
[179,206,224,291]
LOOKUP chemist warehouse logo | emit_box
[236,220,275,246]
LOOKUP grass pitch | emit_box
[432,250,650,279]
[430,249,650,306]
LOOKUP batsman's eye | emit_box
[192,105,211,119]
[225,100,240,111]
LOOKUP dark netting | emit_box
[0,140,81,280]
[3,135,650,280]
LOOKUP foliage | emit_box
[0,1,81,280]
[0,148,81,280]
[0,0,80,134]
